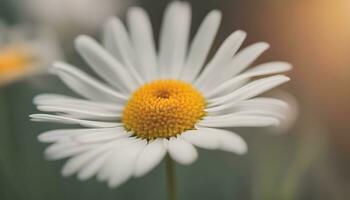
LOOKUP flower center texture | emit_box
[122,80,206,139]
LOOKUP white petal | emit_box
[105,18,144,85]
[51,62,127,104]
[34,94,123,112]
[107,140,147,188]
[197,128,247,154]
[216,98,289,120]
[194,30,246,87]
[208,97,289,118]
[102,21,122,61]
[36,105,121,121]
[206,75,290,112]
[96,137,139,182]
[200,42,270,92]
[38,129,80,143]
[207,98,289,117]
[244,61,292,75]
[77,150,114,181]
[75,35,139,92]
[226,42,270,77]
[61,139,124,177]
[244,97,289,108]
[44,142,97,160]
[127,7,158,82]
[37,127,123,143]
[181,129,220,149]
[199,115,280,128]
[30,114,121,128]
[83,137,137,181]
[133,139,167,177]
[167,137,198,165]
[180,10,221,82]
[229,110,286,121]
[72,129,131,143]
[158,1,191,78]
[205,62,292,98]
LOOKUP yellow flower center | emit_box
[122,80,206,139]
[0,46,31,81]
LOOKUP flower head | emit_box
[0,22,61,86]
[22,0,131,34]
[31,1,292,188]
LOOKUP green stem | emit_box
[165,155,177,200]
[0,87,19,198]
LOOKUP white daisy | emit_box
[21,0,132,34]
[31,1,292,188]
[0,21,62,86]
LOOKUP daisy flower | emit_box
[31,1,292,188]
[21,0,132,34]
[0,22,61,86]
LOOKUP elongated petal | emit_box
[75,35,139,92]
[226,42,270,77]
[61,139,125,177]
[77,150,114,181]
[207,75,290,111]
[102,20,122,61]
[105,18,144,85]
[107,140,146,188]
[194,30,246,87]
[127,7,158,82]
[30,114,121,127]
[167,137,198,165]
[44,142,97,160]
[51,62,127,104]
[205,62,292,98]
[181,130,220,149]
[72,130,131,144]
[229,99,289,119]
[37,127,127,143]
[36,105,120,121]
[197,128,247,154]
[199,115,280,127]
[180,10,221,82]
[158,1,191,78]
[201,42,269,92]
[34,94,123,112]
[208,97,289,117]
[133,139,167,177]
[244,97,289,107]
[96,138,138,182]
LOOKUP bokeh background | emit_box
[1,0,350,199]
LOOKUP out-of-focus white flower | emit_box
[0,22,62,86]
[31,1,293,188]
[20,0,131,34]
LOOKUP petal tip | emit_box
[75,35,92,46]
[235,29,247,38]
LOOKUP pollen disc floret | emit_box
[31,1,292,189]
[122,80,206,139]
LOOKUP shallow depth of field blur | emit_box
[1,0,350,199]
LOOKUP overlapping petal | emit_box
[31,1,293,189]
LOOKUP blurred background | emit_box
[1,0,350,199]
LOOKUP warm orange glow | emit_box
[0,46,31,82]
